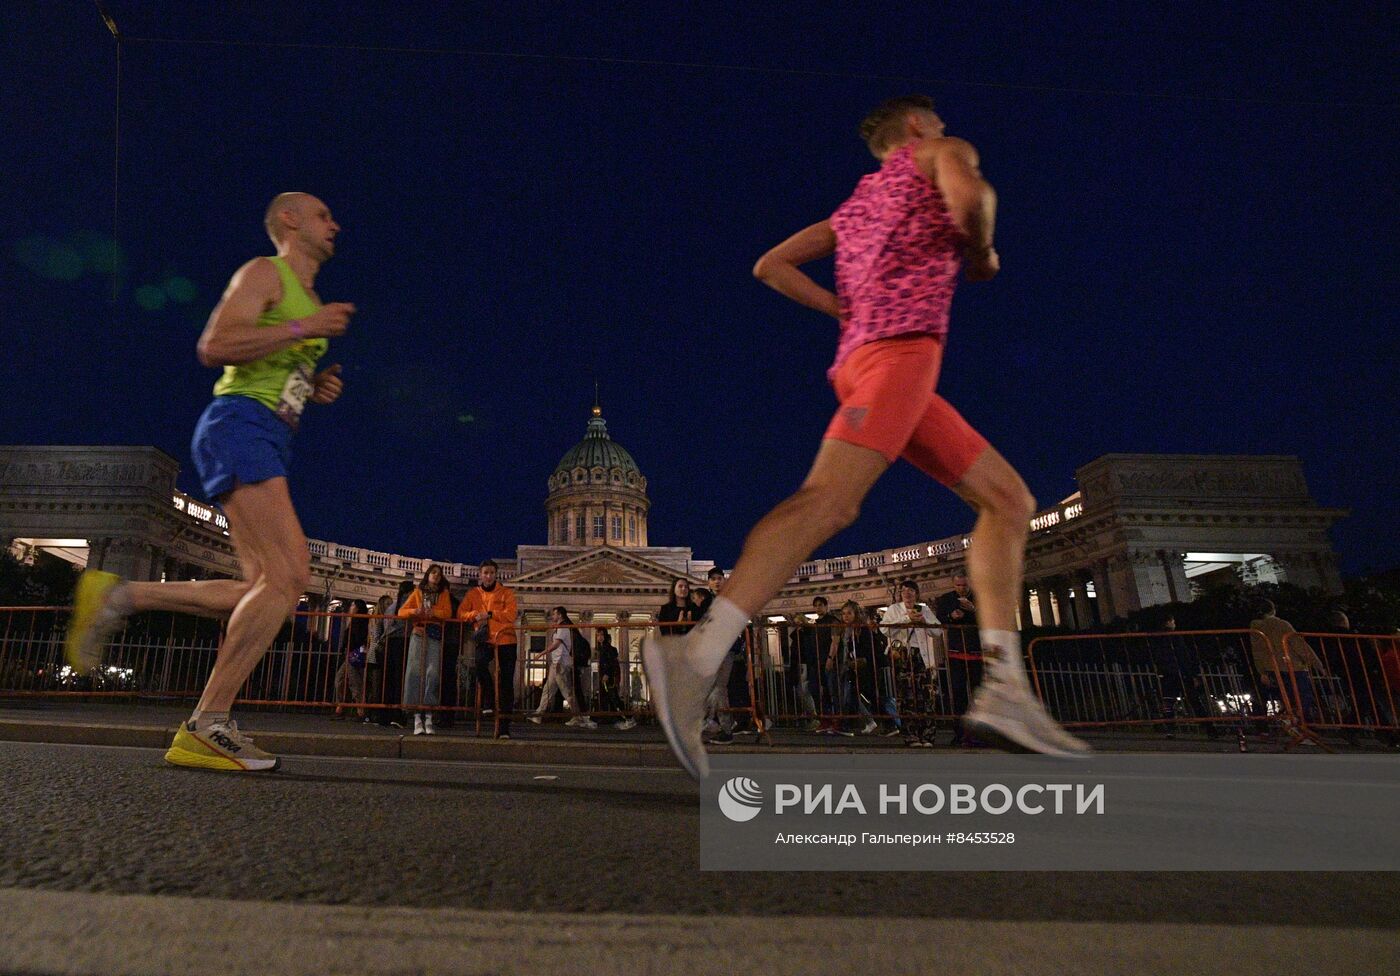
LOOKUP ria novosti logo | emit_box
[717,776,764,822]
[712,777,1106,822]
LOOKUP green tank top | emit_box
[211,256,329,413]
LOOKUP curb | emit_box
[0,719,927,767]
[0,719,685,768]
[0,719,174,750]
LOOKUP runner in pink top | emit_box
[642,96,1087,780]
[828,142,967,380]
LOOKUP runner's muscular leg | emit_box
[949,445,1036,634]
[717,438,889,616]
[118,501,264,617]
[720,338,938,615]
[897,391,1024,633]
[194,477,311,713]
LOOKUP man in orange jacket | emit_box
[457,559,518,738]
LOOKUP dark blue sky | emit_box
[3,2,1396,573]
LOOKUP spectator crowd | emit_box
[302,565,1400,750]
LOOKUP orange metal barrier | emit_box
[1024,628,1320,747]
[0,604,825,742]
[0,604,221,699]
[0,607,661,735]
[745,620,973,741]
[1281,632,1400,744]
[516,621,768,740]
[10,601,1390,751]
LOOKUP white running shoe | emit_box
[528,715,544,725]
[423,715,435,735]
[861,719,879,735]
[616,717,638,731]
[565,716,583,728]
[577,717,598,730]
[165,718,279,772]
[964,679,1091,757]
[413,714,425,735]
[642,633,714,781]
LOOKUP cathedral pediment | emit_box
[510,546,700,589]
[557,561,639,584]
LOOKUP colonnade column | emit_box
[1034,579,1057,627]
[1072,573,1095,631]
[1091,559,1116,623]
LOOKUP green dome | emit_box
[551,407,641,480]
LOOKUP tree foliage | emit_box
[0,551,77,607]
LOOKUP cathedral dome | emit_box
[546,405,649,547]
[551,407,641,481]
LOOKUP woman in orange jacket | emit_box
[398,564,454,735]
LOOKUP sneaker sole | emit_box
[964,713,1090,759]
[164,745,280,772]
[641,637,708,781]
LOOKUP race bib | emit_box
[274,364,315,428]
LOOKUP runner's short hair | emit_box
[264,191,310,244]
[480,559,498,571]
[859,94,936,154]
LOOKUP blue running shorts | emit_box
[190,396,294,503]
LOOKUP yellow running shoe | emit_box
[164,719,280,772]
[64,569,126,673]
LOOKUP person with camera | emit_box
[881,579,940,745]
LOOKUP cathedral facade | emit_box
[1,408,1346,647]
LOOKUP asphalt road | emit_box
[2,740,1398,975]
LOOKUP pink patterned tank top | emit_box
[828,144,967,379]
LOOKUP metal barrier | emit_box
[748,620,971,741]
[1024,628,1326,748]
[1281,632,1400,743]
[0,604,805,742]
[0,606,684,735]
[517,620,768,740]
[7,602,1392,750]
[0,604,222,699]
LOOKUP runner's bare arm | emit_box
[922,138,999,281]
[925,138,996,248]
[752,220,842,319]
[196,258,355,367]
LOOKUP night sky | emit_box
[3,2,1396,574]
